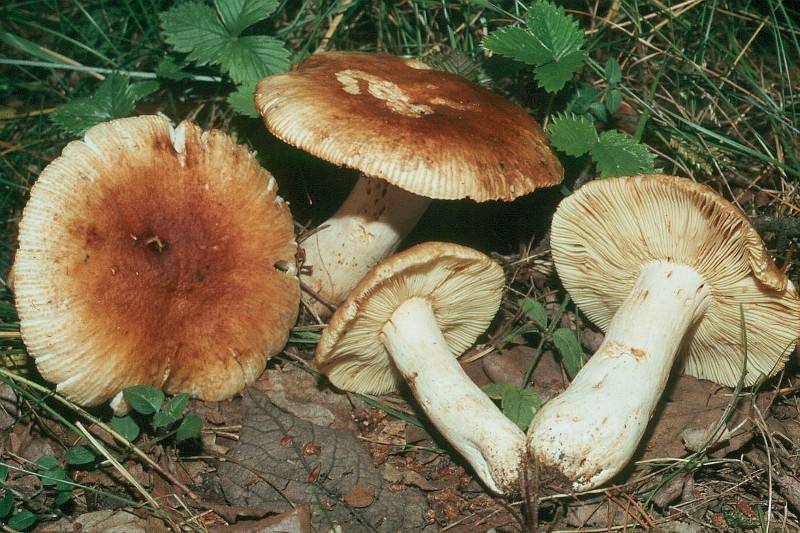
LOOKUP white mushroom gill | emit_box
[380,296,526,494]
[527,260,712,490]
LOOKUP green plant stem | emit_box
[0,59,222,82]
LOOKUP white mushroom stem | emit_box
[301,177,430,317]
[528,261,712,490]
[381,297,526,494]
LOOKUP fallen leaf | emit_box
[343,484,375,508]
[38,509,167,532]
[209,505,312,533]
[219,389,431,532]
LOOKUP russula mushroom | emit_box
[315,242,525,494]
[14,115,299,409]
[528,174,800,490]
[256,51,563,316]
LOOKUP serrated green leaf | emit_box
[534,50,584,93]
[216,0,279,36]
[547,113,597,157]
[481,382,517,400]
[525,1,585,61]
[35,455,59,470]
[604,58,622,86]
[8,510,37,530]
[219,35,290,84]
[484,26,551,66]
[591,130,656,178]
[0,490,12,518]
[501,387,541,430]
[111,415,140,442]
[422,49,485,83]
[552,328,583,379]
[51,75,158,136]
[65,446,95,466]
[0,463,7,482]
[519,297,547,328]
[123,385,165,416]
[605,89,622,114]
[160,2,228,65]
[176,414,202,441]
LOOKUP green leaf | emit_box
[0,31,60,63]
[519,297,547,328]
[164,394,190,420]
[605,89,622,114]
[483,26,551,66]
[0,490,12,518]
[35,455,59,470]
[176,414,202,441]
[0,463,7,482]
[525,1,585,61]
[156,57,193,81]
[534,50,584,92]
[39,468,69,490]
[65,446,95,466]
[501,387,541,430]
[590,130,656,178]
[51,74,159,135]
[8,510,37,531]
[552,328,583,379]
[123,385,165,416]
[160,2,228,66]
[153,411,175,429]
[228,82,259,117]
[55,491,72,507]
[216,0,279,36]
[604,58,622,86]
[481,382,517,400]
[111,415,140,442]
[547,113,598,157]
[566,82,600,115]
[422,49,485,83]
[160,1,289,86]
[219,35,290,85]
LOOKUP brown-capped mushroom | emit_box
[14,115,299,409]
[256,51,563,316]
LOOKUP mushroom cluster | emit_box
[13,50,798,504]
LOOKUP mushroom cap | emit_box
[255,51,563,201]
[551,174,800,387]
[315,242,505,394]
[15,115,299,406]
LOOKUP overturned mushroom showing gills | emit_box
[256,52,563,316]
[315,242,525,494]
[15,115,299,409]
[528,174,800,490]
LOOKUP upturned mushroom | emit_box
[528,174,800,490]
[315,242,525,494]
[256,51,563,316]
[14,115,299,409]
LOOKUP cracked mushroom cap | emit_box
[255,51,563,201]
[15,115,300,406]
[315,242,505,394]
[551,174,800,387]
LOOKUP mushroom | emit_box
[528,174,800,490]
[256,51,563,316]
[314,242,525,494]
[14,115,299,408]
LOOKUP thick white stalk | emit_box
[301,177,430,317]
[381,297,526,494]
[528,261,712,490]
